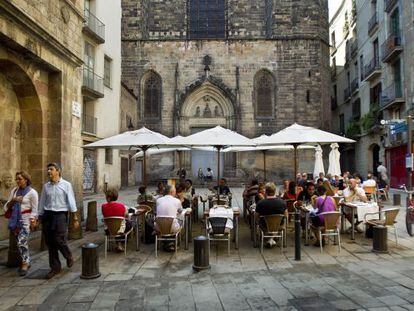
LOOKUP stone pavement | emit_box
[1,188,414,310]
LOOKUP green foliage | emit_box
[361,112,376,132]
[346,120,361,139]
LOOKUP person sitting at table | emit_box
[137,185,154,204]
[102,187,132,252]
[278,179,290,197]
[255,182,266,203]
[176,185,191,209]
[243,179,259,202]
[154,181,165,200]
[310,185,337,247]
[362,173,376,188]
[322,180,336,197]
[155,185,183,234]
[185,179,195,197]
[316,178,324,187]
[214,178,231,196]
[282,181,297,200]
[297,182,316,205]
[343,178,368,233]
[256,182,287,247]
[205,168,213,182]
[298,173,308,188]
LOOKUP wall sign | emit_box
[72,101,81,118]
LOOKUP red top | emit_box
[102,202,127,218]
[283,192,297,200]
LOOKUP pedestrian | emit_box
[377,162,388,189]
[205,167,213,182]
[4,171,38,276]
[38,163,79,279]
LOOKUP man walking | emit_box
[38,163,79,279]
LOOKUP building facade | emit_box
[330,0,414,187]
[0,0,84,239]
[122,0,330,182]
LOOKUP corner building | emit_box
[122,0,331,182]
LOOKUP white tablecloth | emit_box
[346,202,379,222]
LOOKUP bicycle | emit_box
[400,184,414,236]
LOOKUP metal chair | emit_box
[365,207,400,245]
[154,217,181,257]
[103,217,134,258]
[363,186,378,202]
[285,200,296,223]
[206,217,231,255]
[259,214,285,254]
[316,211,341,253]
[139,201,155,211]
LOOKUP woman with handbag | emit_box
[4,171,38,276]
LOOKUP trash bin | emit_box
[193,236,210,271]
[365,223,374,239]
[393,194,401,206]
[80,243,101,279]
[372,225,388,253]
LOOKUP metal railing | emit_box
[368,12,378,35]
[384,0,398,13]
[83,67,104,95]
[84,8,105,41]
[351,78,359,93]
[364,57,381,78]
[82,113,97,135]
[381,34,402,61]
[380,82,403,108]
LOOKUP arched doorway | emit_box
[179,81,236,179]
[370,144,380,177]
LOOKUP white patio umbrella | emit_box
[258,123,355,179]
[165,126,255,190]
[313,145,325,179]
[84,127,172,185]
[328,143,341,176]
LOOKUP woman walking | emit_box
[4,171,38,276]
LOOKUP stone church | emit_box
[122,0,331,182]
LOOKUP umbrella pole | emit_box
[216,146,221,198]
[263,150,267,181]
[142,148,147,186]
[293,144,299,182]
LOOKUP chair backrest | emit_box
[363,186,376,195]
[213,199,227,206]
[261,214,285,233]
[103,217,124,236]
[155,217,174,235]
[319,212,341,230]
[286,199,295,213]
[138,204,152,213]
[140,201,155,210]
[208,217,227,235]
[384,208,399,226]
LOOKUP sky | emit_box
[328,0,342,21]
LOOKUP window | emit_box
[339,114,345,135]
[105,148,113,164]
[333,84,338,103]
[104,55,112,88]
[142,71,162,119]
[359,55,364,81]
[373,39,379,64]
[188,0,226,39]
[84,41,95,69]
[331,31,336,48]
[370,83,381,109]
[254,70,275,118]
[306,90,310,103]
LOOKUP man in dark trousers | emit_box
[38,163,79,279]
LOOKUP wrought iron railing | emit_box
[84,8,105,41]
[83,67,104,95]
[82,113,97,135]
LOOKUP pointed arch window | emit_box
[143,72,161,119]
[254,70,275,118]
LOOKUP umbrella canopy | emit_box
[313,145,325,179]
[258,123,354,179]
[131,147,190,159]
[328,143,341,176]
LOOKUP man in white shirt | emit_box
[343,179,368,233]
[156,185,183,233]
[377,162,388,188]
[362,173,377,188]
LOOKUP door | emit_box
[121,157,129,188]
[372,144,380,177]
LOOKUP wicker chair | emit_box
[285,199,296,223]
[139,201,155,211]
[315,211,341,253]
[154,217,181,257]
[103,217,134,258]
[259,214,285,254]
[365,207,400,245]
[206,217,231,255]
[363,186,377,202]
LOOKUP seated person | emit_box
[310,185,337,247]
[297,182,316,205]
[278,179,290,197]
[155,185,183,234]
[185,179,195,198]
[256,182,287,247]
[362,173,377,188]
[102,187,132,252]
[343,178,368,233]
[214,178,231,196]
[243,179,259,203]
[205,168,213,182]
[137,185,154,203]
[282,181,297,200]
[154,181,165,200]
[316,178,324,187]
[322,180,335,197]
[176,185,191,209]
[255,182,265,203]
[298,173,308,188]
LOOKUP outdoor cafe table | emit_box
[130,208,146,251]
[204,207,240,249]
[340,201,380,240]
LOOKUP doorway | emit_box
[372,144,380,177]
[121,157,129,188]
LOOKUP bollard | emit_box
[294,211,301,261]
[86,201,98,232]
[393,194,401,206]
[193,236,210,271]
[7,231,21,267]
[372,225,388,253]
[80,243,101,279]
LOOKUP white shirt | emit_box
[343,187,367,202]
[362,179,376,187]
[377,165,387,178]
[4,187,39,223]
[38,178,77,215]
[156,195,182,218]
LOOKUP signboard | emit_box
[406,153,414,169]
[72,101,81,118]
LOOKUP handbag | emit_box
[4,189,17,219]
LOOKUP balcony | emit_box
[351,78,359,95]
[368,12,378,36]
[381,34,403,62]
[82,67,104,100]
[384,0,398,13]
[82,114,97,135]
[364,57,381,82]
[380,82,404,110]
[350,40,358,58]
[83,8,105,44]
[344,87,351,102]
